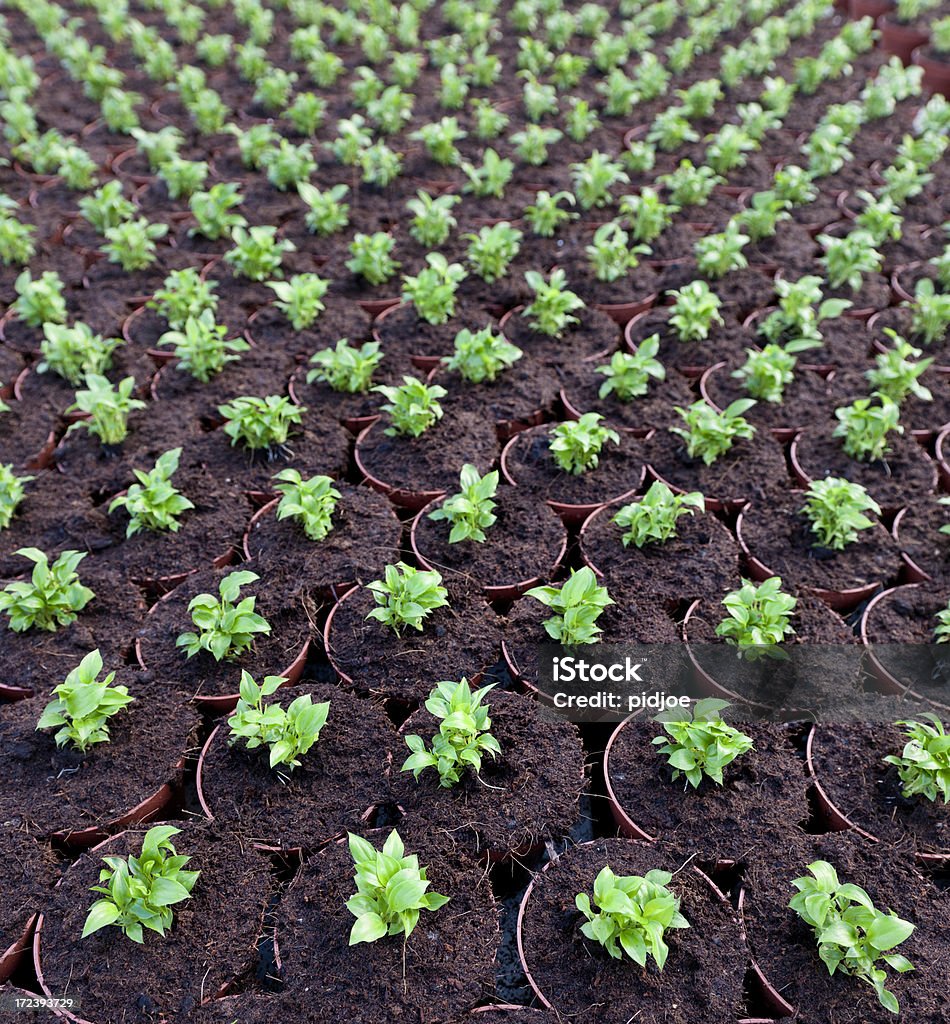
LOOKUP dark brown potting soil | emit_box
[374,302,497,363]
[894,500,950,582]
[501,306,620,366]
[0,821,58,954]
[439,355,561,431]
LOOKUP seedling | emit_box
[225,226,295,281]
[883,714,950,804]
[866,333,933,405]
[612,481,704,548]
[157,156,208,199]
[401,254,466,325]
[465,222,522,284]
[346,232,400,285]
[695,223,750,280]
[38,323,122,388]
[189,183,247,241]
[667,281,724,342]
[176,570,271,661]
[732,341,816,404]
[307,339,382,394]
[36,649,133,752]
[798,477,880,552]
[523,269,585,338]
[272,469,341,541]
[937,605,950,644]
[365,561,449,635]
[298,182,350,236]
[268,274,329,330]
[619,187,679,244]
[103,218,168,271]
[219,395,304,451]
[461,148,514,198]
[444,327,522,384]
[159,310,249,383]
[0,548,94,632]
[67,376,145,446]
[402,678,501,787]
[789,860,915,1014]
[571,151,629,210]
[524,190,577,238]
[374,376,446,437]
[833,393,903,462]
[716,576,797,650]
[0,464,32,530]
[407,191,459,247]
[526,567,613,645]
[82,825,200,944]
[428,464,498,543]
[149,268,218,331]
[672,399,756,465]
[549,414,619,476]
[586,223,650,283]
[596,336,665,401]
[652,697,754,788]
[228,671,329,771]
[758,275,850,347]
[819,230,884,293]
[346,831,449,945]
[575,865,689,967]
[109,448,194,538]
[905,279,950,347]
[13,269,67,327]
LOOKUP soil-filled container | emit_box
[392,690,586,860]
[891,501,950,582]
[0,824,57,983]
[914,44,950,96]
[516,839,747,1024]
[372,300,495,369]
[274,831,499,1023]
[196,683,395,852]
[500,305,621,368]
[411,489,569,602]
[33,823,272,1024]
[878,14,929,64]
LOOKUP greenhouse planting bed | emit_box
[2,0,950,1020]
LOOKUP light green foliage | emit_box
[652,697,754,788]
[596,335,665,401]
[668,281,724,342]
[109,448,194,538]
[365,561,449,635]
[524,269,585,338]
[0,548,94,633]
[374,376,446,437]
[13,269,66,328]
[268,273,329,330]
[307,339,382,394]
[0,464,32,530]
[526,567,614,645]
[611,481,704,548]
[428,465,498,543]
[445,327,522,384]
[149,268,218,330]
[401,253,466,324]
[273,469,341,541]
[225,225,295,281]
[38,323,122,388]
[549,413,620,475]
[671,399,756,465]
[219,395,304,450]
[833,393,903,462]
[800,477,880,551]
[715,576,797,649]
[883,714,950,803]
[67,376,145,446]
[176,570,271,661]
[158,310,249,383]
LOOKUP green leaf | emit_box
[82,899,120,937]
[349,912,387,945]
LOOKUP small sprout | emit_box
[82,825,200,944]
[346,830,450,945]
[937,604,950,644]
[298,182,350,237]
[225,225,295,282]
[905,279,950,346]
[866,332,933,405]
[612,481,704,548]
[652,697,754,788]
[671,399,756,465]
[176,569,271,661]
[789,860,915,1015]
[268,273,329,331]
[596,335,665,401]
[103,218,168,271]
[526,566,614,645]
[402,678,501,787]
[444,327,522,384]
[159,311,249,383]
[346,232,400,286]
[67,376,145,447]
[428,464,498,543]
[109,448,194,538]
[695,223,750,280]
[715,576,797,650]
[219,395,304,451]
[273,469,341,541]
[800,477,881,551]
[0,548,95,633]
[149,268,218,330]
[586,223,650,283]
[462,148,514,198]
[38,323,122,388]
[523,190,577,238]
[36,649,133,752]
[228,671,328,772]
[570,151,629,210]
[307,339,382,394]
[668,281,724,342]
[524,269,585,338]
[883,714,950,804]
[833,393,903,462]
[13,269,67,327]
[465,222,522,284]
[575,865,690,967]
[732,341,816,404]
[406,191,459,247]
[401,253,466,325]
[549,413,620,475]
[619,187,679,244]
[157,156,208,199]
[374,376,446,438]
[819,230,883,293]
[366,561,449,635]
[0,464,32,530]
[189,183,247,241]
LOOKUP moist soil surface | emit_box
[809,722,950,854]
[275,833,499,1022]
[373,302,497,363]
[199,683,395,850]
[626,308,759,375]
[392,690,585,857]
[894,500,950,581]
[606,718,810,862]
[501,306,621,366]
[38,823,272,1024]
[518,838,746,1024]
[412,487,567,593]
[0,684,199,837]
[0,821,58,955]
[243,483,402,598]
[742,830,950,1024]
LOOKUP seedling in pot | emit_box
[903,280,950,348]
[510,124,562,166]
[0,210,35,266]
[833,393,903,463]
[298,182,350,237]
[189,183,247,241]
[273,469,341,541]
[13,269,66,327]
[575,865,690,967]
[36,648,133,752]
[523,190,577,238]
[549,413,620,475]
[374,376,446,437]
[402,678,501,787]
[219,395,305,452]
[307,339,382,394]
[149,268,218,330]
[401,254,466,325]
[619,187,678,244]
[38,323,123,388]
[445,327,522,384]
[461,148,514,198]
[597,335,665,401]
[715,576,796,652]
[0,548,94,632]
[67,376,146,447]
[883,714,950,803]
[407,191,459,248]
[157,156,208,200]
[612,481,704,548]
[694,223,749,280]
[177,569,271,661]
[267,273,329,331]
[526,566,613,645]
[102,218,168,271]
[225,225,295,281]
[732,339,816,404]
[671,398,756,465]
[818,230,883,294]
[0,463,32,530]
[523,269,585,338]
[667,281,724,342]
[866,333,933,405]
[757,275,851,348]
[789,860,915,1014]
[228,671,328,772]
[346,231,399,286]
[109,448,195,538]
[410,117,466,165]
[465,222,522,284]
[586,223,650,283]
[159,310,249,384]
[428,464,498,543]
[346,830,450,945]
[82,825,200,944]
[652,697,754,788]
[936,605,950,644]
[365,561,449,636]
[800,477,880,551]
[658,159,721,208]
